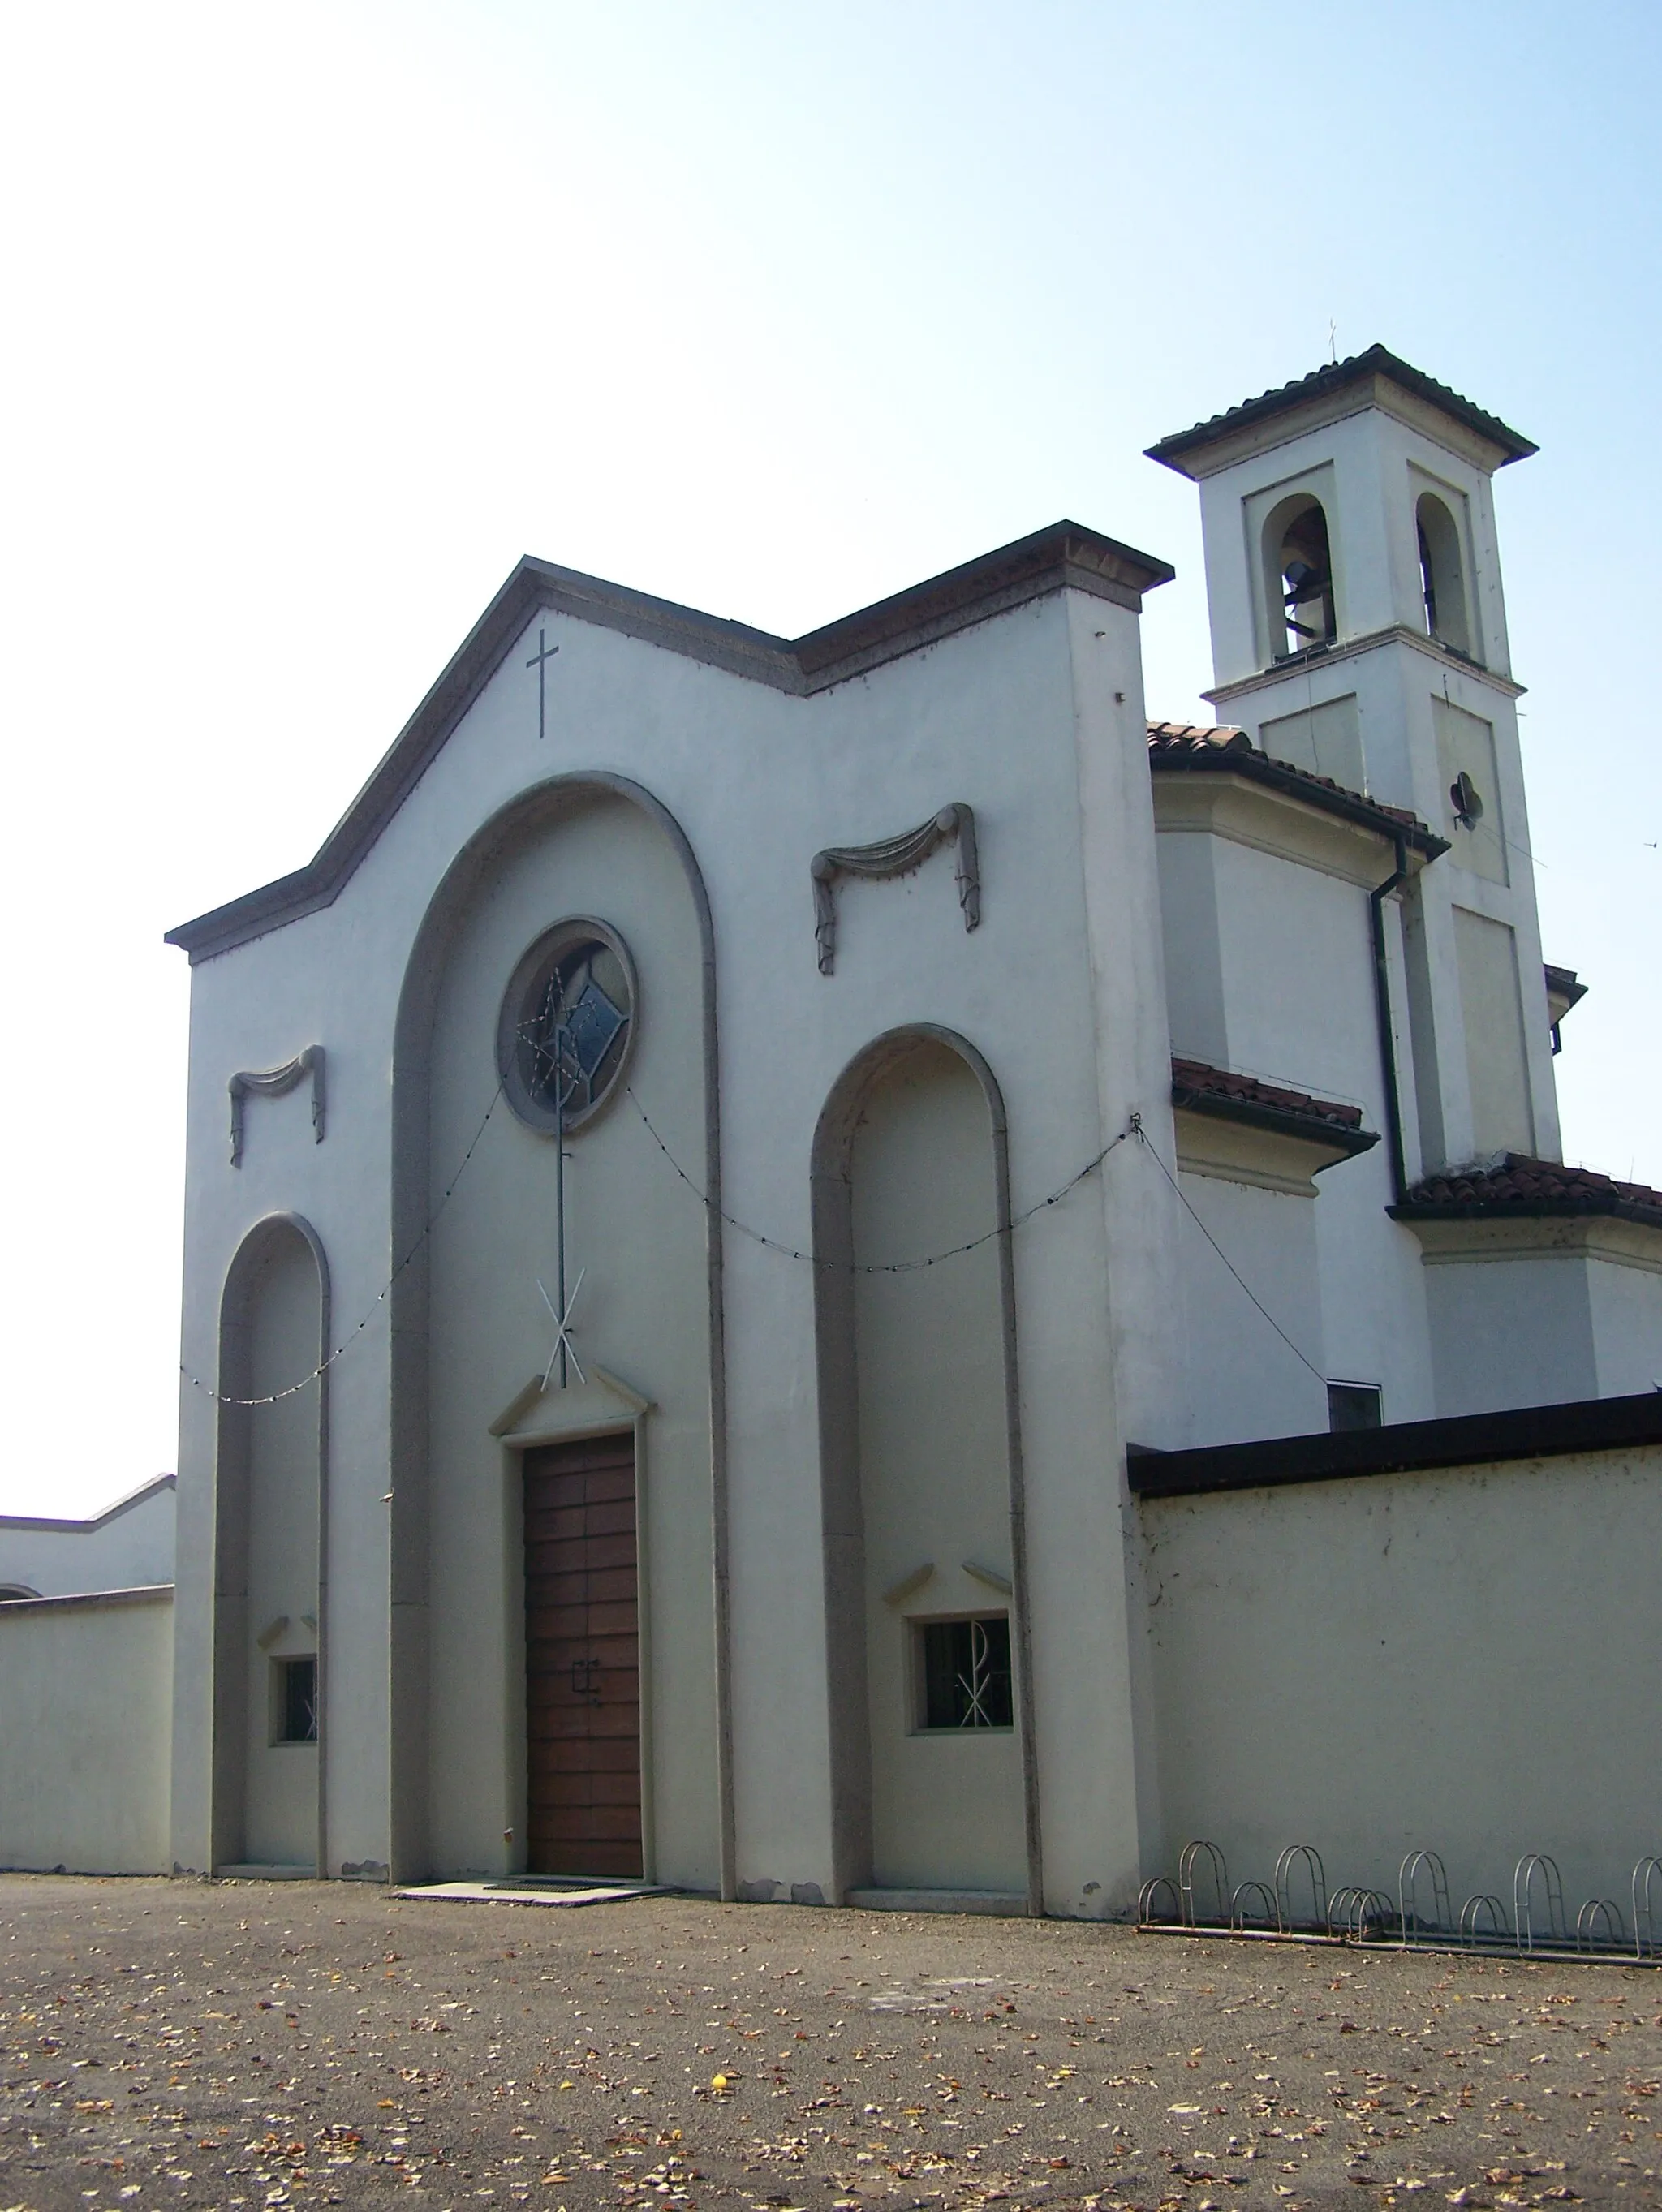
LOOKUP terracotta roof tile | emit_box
[1397,1153,1662,1228]
[1147,719,1252,755]
[1171,1056,1369,1137]
[1147,719,1441,850]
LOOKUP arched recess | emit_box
[213,1212,329,1874]
[389,772,730,1894]
[812,1026,1040,1909]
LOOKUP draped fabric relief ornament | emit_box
[227,1044,326,1166]
[810,802,980,974]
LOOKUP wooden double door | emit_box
[523,1433,642,1878]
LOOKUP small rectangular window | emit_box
[274,1655,318,1744]
[916,1616,1013,1731]
[1328,1381,1383,1433]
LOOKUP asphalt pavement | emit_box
[2,1875,1659,2211]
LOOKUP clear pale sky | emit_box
[3,0,1658,1515]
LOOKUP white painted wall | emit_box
[1141,1448,1662,1922]
[161,439,1653,1912]
[0,1587,173,1874]
[1588,1254,1662,1396]
[1172,1168,1328,1447]
[1154,780,1440,1432]
[0,1476,174,1599]
[240,1228,322,1867]
[850,1038,1025,1893]
[1410,1221,1662,1415]
[175,573,1175,1904]
[421,789,717,1885]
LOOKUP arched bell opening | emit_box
[212,1213,329,1875]
[812,1026,1039,1908]
[1416,489,1474,657]
[1262,492,1337,661]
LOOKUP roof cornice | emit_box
[1146,346,1537,480]
[166,523,1173,964]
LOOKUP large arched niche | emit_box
[389,773,730,1892]
[213,1211,329,1874]
[811,1026,1040,1908]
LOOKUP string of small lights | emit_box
[179,1077,509,1409]
[191,977,1323,1409]
[624,1086,1136,1273]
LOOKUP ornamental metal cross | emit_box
[537,1267,587,1390]
[525,625,560,742]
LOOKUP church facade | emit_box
[159,351,1662,1914]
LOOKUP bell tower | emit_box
[1147,347,1562,1174]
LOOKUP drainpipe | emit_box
[1369,833,1411,1206]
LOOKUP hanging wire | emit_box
[182,1066,1331,1406]
[180,1078,509,1409]
[625,1087,1135,1272]
[1133,1117,1328,1384]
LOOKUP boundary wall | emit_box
[0,1586,174,1874]
[1135,1411,1662,1919]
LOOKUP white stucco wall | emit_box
[1172,1168,1328,1447]
[0,1477,175,1599]
[1141,1446,1662,1921]
[239,1227,324,1869]
[173,570,1178,1905]
[421,790,717,1885]
[1154,779,1440,1431]
[0,1586,174,1874]
[850,1039,1025,1894]
[1410,1221,1662,1416]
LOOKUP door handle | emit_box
[568,1656,601,1706]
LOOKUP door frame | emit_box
[504,1405,652,1883]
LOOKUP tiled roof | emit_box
[1395,1154,1662,1229]
[1147,720,1444,852]
[1145,346,1538,472]
[1149,719,1252,756]
[1172,1057,1376,1157]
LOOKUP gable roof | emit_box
[1147,720,1446,856]
[1145,345,1538,476]
[166,522,1173,964]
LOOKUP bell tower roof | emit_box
[1146,345,1538,480]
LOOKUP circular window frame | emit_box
[497,917,639,1137]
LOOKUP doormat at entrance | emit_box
[395,1879,672,1909]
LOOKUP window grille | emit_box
[917,1616,1013,1731]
